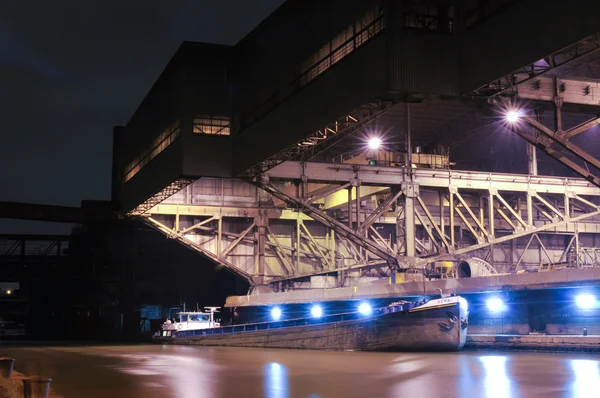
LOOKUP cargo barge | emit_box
[153,296,469,351]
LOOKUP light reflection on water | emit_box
[4,345,600,398]
[570,359,600,398]
[265,362,288,398]
[480,356,514,398]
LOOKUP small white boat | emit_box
[156,307,221,338]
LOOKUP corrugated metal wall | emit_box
[386,2,459,97]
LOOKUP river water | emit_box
[1,344,598,398]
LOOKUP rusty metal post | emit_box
[0,358,14,379]
[23,376,52,398]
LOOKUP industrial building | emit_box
[112,0,600,333]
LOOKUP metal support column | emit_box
[355,183,361,230]
[404,184,416,257]
[527,141,538,176]
[406,103,412,168]
[255,211,267,284]
[347,187,353,229]
[217,215,222,256]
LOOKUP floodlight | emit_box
[575,294,596,310]
[358,302,372,316]
[486,297,505,312]
[368,137,382,150]
[505,110,521,123]
[310,305,323,318]
[271,307,282,321]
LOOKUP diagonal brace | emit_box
[523,116,600,171]
[253,179,398,267]
[357,188,403,234]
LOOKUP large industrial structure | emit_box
[112,0,600,317]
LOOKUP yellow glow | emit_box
[6,290,11,295]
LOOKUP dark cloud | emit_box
[0,0,285,233]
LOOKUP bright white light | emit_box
[576,294,597,310]
[358,302,372,316]
[505,110,521,123]
[310,305,323,318]
[6,290,11,295]
[271,307,282,321]
[486,298,505,312]
[368,137,382,150]
[459,297,468,312]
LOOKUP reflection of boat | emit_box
[153,296,468,352]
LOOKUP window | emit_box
[299,6,385,86]
[188,314,210,322]
[122,120,181,184]
[193,116,230,135]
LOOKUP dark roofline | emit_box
[124,41,232,128]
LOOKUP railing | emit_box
[174,302,416,339]
[239,16,386,133]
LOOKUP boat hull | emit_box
[154,300,468,352]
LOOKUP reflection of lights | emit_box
[271,307,282,321]
[358,302,372,316]
[505,109,521,123]
[266,362,289,398]
[368,137,382,150]
[576,294,596,310]
[486,298,505,312]
[480,356,510,398]
[571,359,600,398]
[310,305,323,318]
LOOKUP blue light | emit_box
[576,294,597,310]
[358,302,372,316]
[486,297,505,312]
[271,307,282,321]
[310,305,323,318]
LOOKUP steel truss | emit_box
[469,33,600,99]
[266,160,600,266]
[128,177,196,216]
[142,165,600,288]
[495,71,600,188]
[241,101,395,177]
[251,176,398,266]
[141,196,401,287]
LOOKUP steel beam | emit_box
[511,76,600,107]
[523,116,600,172]
[145,217,254,282]
[469,33,600,99]
[252,178,399,267]
[358,188,403,234]
[508,125,600,188]
[268,161,600,195]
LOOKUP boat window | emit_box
[180,314,188,322]
[188,314,210,322]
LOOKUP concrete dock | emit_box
[467,334,600,352]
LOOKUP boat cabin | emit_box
[158,307,221,337]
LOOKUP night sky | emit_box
[0,0,285,234]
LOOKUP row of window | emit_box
[299,7,385,86]
[122,121,181,184]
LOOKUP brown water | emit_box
[1,344,598,397]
